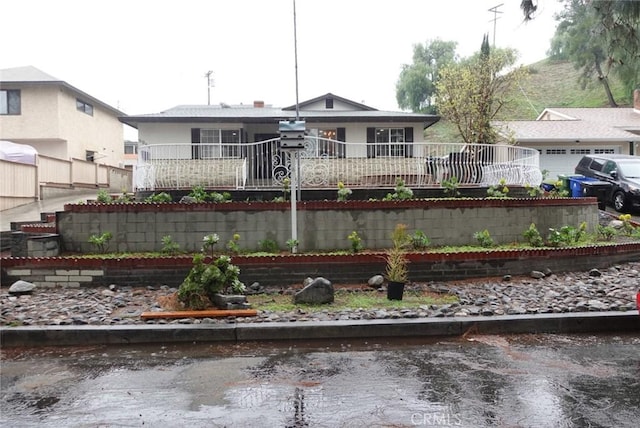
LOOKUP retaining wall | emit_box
[56,198,599,253]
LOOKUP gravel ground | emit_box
[2,262,639,326]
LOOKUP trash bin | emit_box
[559,174,585,193]
[580,180,612,210]
[568,176,596,198]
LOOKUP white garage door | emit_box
[539,146,620,180]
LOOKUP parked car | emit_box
[575,154,640,212]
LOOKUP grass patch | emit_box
[249,288,458,313]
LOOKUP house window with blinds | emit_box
[200,129,242,158]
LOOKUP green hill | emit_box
[425,58,632,142]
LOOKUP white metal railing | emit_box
[134,139,542,191]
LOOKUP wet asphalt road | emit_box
[1,333,639,428]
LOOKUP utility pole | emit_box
[205,70,214,105]
[488,3,504,47]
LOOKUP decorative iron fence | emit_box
[135,138,542,191]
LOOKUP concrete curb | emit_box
[1,311,638,347]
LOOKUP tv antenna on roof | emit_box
[204,70,214,105]
[488,3,504,47]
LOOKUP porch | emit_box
[134,139,542,191]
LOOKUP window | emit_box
[595,148,615,154]
[76,99,93,116]
[317,129,345,157]
[375,128,405,156]
[325,98,334,109]
[0,89,21,115]
[200,129,241,158]
[545,149,566,155]
[570,149,590,155]
[124,143,138,155]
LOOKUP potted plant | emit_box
[385,223,410,300]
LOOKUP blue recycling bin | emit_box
[568,176,596,197]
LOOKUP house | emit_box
[0,66,126,167]
[119,93,449,190]
[494,92,640,180]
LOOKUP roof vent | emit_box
[253,100,265,108]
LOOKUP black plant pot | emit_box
[387,281,405,300]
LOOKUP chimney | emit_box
[253,100,265,108]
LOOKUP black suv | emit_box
[575,154,640,212]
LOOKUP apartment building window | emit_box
[76,99,94,116]
[0,89,21,115]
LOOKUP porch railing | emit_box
[134,139,542,191]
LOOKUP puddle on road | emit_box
[2,334,639,427]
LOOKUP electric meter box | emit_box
[279,120,306,149]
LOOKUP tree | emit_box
[526,0,640,97]
[395,39,458,113]
[436,42,527,145]
[548,0,619,106]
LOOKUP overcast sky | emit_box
[4,0,563,118]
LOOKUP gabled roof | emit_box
[494,107,640,143]
[283,93,377,111]
[0,66,126,117]
[119,93,439,129]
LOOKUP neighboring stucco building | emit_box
[0,66,126,167]
[494,94,640,179]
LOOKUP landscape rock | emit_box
[8,280,36,296]
[530,271,546,279]
[293,277,334,305]
[368,275,384,289]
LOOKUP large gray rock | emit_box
[368,275,384,289]
[294,277,334,305]
[9,280,36,295]
[212,293,250,309]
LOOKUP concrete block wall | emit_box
[56,199,599,254]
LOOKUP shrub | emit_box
[348,231,363,253]
[597,225,617,241]
[523,223,544,247]
[96,189,112,204]
[410,230,430,250]
[161,235,181,255]
[258,238,279,253]
[383,178,413,201]
[442,176,461,197]
[88,231,113,253]
[486,178,509,198]
[286,238,299,252]
[337,181,352,202]
[145,192,172,203]
[177,254,246,310]
[188,185,209,202]
[473,229,494,248]
[202,233,220,258]
[227,233,241,254]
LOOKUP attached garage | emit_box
[539,145,621,180]
[494,106,640,182]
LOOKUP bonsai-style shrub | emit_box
[177,254,246,310]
